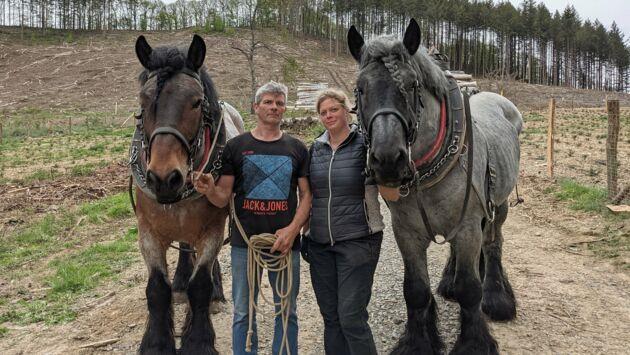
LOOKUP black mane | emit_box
[138,44,221,118]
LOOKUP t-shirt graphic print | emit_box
[242,155,292,214]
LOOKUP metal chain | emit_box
[399,136,461,196]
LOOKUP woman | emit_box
[305,88,384,355]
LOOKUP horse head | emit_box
[135,35,217,204]
[348,19,448,188]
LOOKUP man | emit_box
[194,81,311,355]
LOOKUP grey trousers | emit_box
[308,232,382,355]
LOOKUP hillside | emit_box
[1,26,630,117]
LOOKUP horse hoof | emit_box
[450,337,498,355]
[179,341,219,355]
[482,291,517,321]
[138,341,176,355]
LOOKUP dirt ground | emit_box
[0,27,629,354]
[0,201,628,354]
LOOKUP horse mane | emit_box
[360,35,449,99]
[138,44,221,118]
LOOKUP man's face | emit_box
[254,93,286,125]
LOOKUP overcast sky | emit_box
[508,0,630,38]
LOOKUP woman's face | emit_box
[318,98,348,132]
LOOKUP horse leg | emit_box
[390,210,443,354]
[211,260,226,303]
[180,236,222,355]
[450,224,498,355]
[437,244,456,301]
[138,232,176,355]
[172,242,193,292]
[481,202,517,321]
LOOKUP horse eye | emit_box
[192,99,202,109]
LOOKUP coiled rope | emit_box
[230,197,293,355]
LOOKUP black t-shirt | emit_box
[221,132,309,250]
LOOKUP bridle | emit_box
[353,60,477,245]
[135,67,216,180]
[353,77,424,181]
[129,66,225,205]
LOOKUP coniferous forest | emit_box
[2,0,629,92]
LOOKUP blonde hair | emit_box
[315,88,351,113]
[315,88,352,123]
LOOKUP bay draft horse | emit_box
[348,19,520,354]
[130,34,244,354]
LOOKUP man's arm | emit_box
[193,172,234,208]
[271,176,312,254]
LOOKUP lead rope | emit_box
[229,196,292,355]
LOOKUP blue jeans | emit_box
[231,246,300,355]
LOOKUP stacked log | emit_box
[294,82,328,110]
[448,70,479,93]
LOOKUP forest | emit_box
[2,0,629,92]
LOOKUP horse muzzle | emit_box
[146,169,186,204]
[368,147,413,187]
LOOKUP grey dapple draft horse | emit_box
[130,34,243,354]
[348,19,521,354]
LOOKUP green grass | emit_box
[0,224,138,326]
[523,112,545,122]
[78,192,133,224]
[0,325,7,337]
[0,193,133,272]
[47,227,138,294]
[0,297,76,325]
[554,179,607,213]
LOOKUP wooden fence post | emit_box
[547,98,556,177]
[606,99,620,199]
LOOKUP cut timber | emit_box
[450,73,473,81]
[78,338,120,349]
[458,81,478,88]
[294,82,328,110]
[606,205,630,213]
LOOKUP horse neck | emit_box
[411,89,442,161]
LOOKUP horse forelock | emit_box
[137,44,221,119]
[359,36,448,99]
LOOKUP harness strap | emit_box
[149,126,193,154]
[418,92,474,245]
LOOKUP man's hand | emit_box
[271,225,299,255]
[192,172,216,196]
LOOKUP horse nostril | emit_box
[165,170,183,191]
[146,170,159,190]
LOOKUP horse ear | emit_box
[403,18,421,56]
[347,25,364,62]
[135,35,152,69]
[188,34,206,71]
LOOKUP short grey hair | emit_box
[254,81,288,104]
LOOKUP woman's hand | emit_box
[193,172,216,196]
